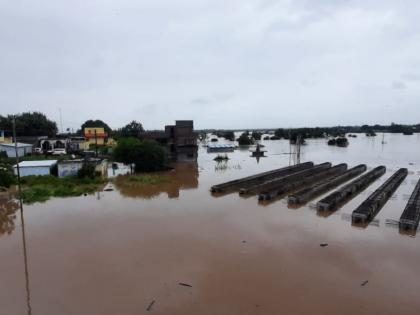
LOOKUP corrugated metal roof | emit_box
[208,144,235,148]
[14,160,58,168]
[0,142,33,148]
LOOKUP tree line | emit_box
[0,112,145,138]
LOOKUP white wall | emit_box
[0,146,26,158]
[58,162,83,178]
[15,166,52,177]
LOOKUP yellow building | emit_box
[0,131,12,143]
[84,127,108,146]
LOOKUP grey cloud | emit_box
[402,73,420,81]
[1,0,420,129]
[391,81,406,90]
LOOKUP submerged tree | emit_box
[113,138,167,172]
[237,132,254,145]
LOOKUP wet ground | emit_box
[1,133,420,315]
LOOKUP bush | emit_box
[251,131,262,140]
[19,175,105,204]
[0,164,16,188]
[113,138,167,172]
[77,164,96,179]
[237,132,254,145]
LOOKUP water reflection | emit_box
[19,199,32,315]
[0,198,19,236]
[114,162,198,199]
[214,160,242,173]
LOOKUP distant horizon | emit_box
[1,110,420,132]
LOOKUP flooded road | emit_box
[1,133,420,315]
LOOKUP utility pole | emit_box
[59,108,63,134]
[13,115,32,315]
[94,129,98,157]
[13,116,22,194]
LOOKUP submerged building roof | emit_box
[14,160,58,168]
[207,144,236,149]
[0,142,33,148]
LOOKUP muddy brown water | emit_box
[1,133,420,315]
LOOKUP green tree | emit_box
[77,164,96,179]
[80,119,112,135]
[113,138,167,172]
[237,132,253,145]
[0,163,16,188]
[117,120,144,138]
[0,112,57,137]
[251,131,262,140]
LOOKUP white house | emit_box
[0,142,33,158]
[57,159,84,178]
[14,160,58,177]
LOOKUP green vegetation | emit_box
[251,131,262,140]
[0,112,57,137]
[272,123,420,140]
[113,138,167,172]
[0,153,16,188]
[79,119,112,135]
[214,154,229,161]
[237,132,254,145]
[77,164,96,179]
[88,144,110,155]
[19,175,105,204]
[0,163,16,188]
[215,130,235,141]
[114,120,144,138]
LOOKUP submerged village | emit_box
[2,112,420,230]
[2,112,420,314]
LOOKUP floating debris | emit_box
[179,282,192,288]
[146,300,155,311]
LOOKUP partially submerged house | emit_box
[0,142,33,158]
[58,159,107,178]
[14,160,57,177]
[140,120,198,162]
[207,143,235,152]
[84,127,108,146]
[57,159,85,178]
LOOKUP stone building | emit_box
[140,120,198,162]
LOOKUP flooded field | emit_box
[1,133,420,315]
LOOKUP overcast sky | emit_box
[1,0,419,130]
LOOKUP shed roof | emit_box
[0,142,33,148]
[208,144,236,148]
[14,160,58,168]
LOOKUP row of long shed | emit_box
[211,162,420,231]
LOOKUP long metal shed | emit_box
[14,160,58,177]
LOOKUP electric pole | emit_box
[13,116,22,194]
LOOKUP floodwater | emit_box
[1,133,420,315]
